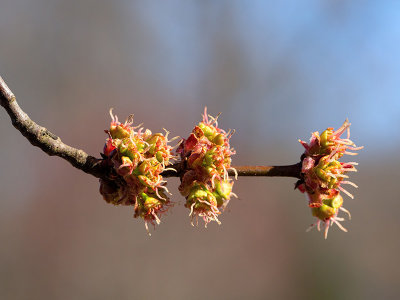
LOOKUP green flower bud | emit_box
[198,122,215,139]
[311,204,336,220]
[213,133,225,146]
[102,110,174,233]
[322,193,343,209]
[110,124,131,139]
[140,193,162,210]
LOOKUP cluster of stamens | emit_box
[98,109,363,238]
[297,119,363,238]
[177,108,237,226]
[99,109,176,234]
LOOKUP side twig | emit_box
[0,76,301,180]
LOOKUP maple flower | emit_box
[99,109,175,234]
[178,107,237,226]
[299,118,363,158]
[297,119,363,238]
[305,189,352,239]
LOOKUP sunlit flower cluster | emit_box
[99,109,176,234]
[297,119,363,238]
[97,108,363,238]
[177,108,237,226]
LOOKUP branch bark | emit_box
[0,76,301,180]
[0,76,108,178]
[162,162,301,179]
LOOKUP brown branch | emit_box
[0,76,302,180]
[0,76,108,179]
[162,162,302,179]
[230,164,301,178]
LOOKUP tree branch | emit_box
[0,76,301,180]
[162,162,301,179]
[0,76,108,178]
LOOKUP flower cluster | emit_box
[99,109,175,234]
[177,108,237,226]
[297,119,363,238]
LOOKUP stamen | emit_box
[163,167,177,172]
[332,218,348,232]
[209,112,221,127]
[340,207,352,220]
[203,107,209,124]
[158,185,172,195]
[163,128,169,139]
[109,108,115,122]
[324,221,330,239]
[342,181,358,188]
[334,139,354,145]
[168,136,180,143]
[332,119,350,137]
[125,114,134,125]
[338,186,354,199]
[347,146,364,151]
[336,174,349,178]
[222,165,228,181]
[306,222,316,232]
[132,123,144,130]
[230,167,238,180]
[328,149,338,161]
[344,151,359,156]
[227,129,236,139]
[222,199,230,210]
[152,211,161,225]
[171,143,181,150]
[189,202,195,217]
[340,138,355,144]
[145,221,151,236]
[211,174,217,188]
[339,168,357,173]
[345,162,358,165]
[326,172,337,179]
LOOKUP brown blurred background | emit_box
[1,1,399,299]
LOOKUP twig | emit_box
[0,76,302,180]
[162,162,301,178]
[0,76,107,179]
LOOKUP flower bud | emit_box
[178,107,237,226]
[298,119,362,238]
[100,109,175,234]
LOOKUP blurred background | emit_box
[1,1,399,299]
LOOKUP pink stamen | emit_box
[324,221,330,239]
[347,146,364,151]
[340,207,352,220]
[338,186,354,199]
[332,218,347,233]
[342,181,358,188]
[332,121,349,138]
[344,151,359,156]
[203,107,209,124]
